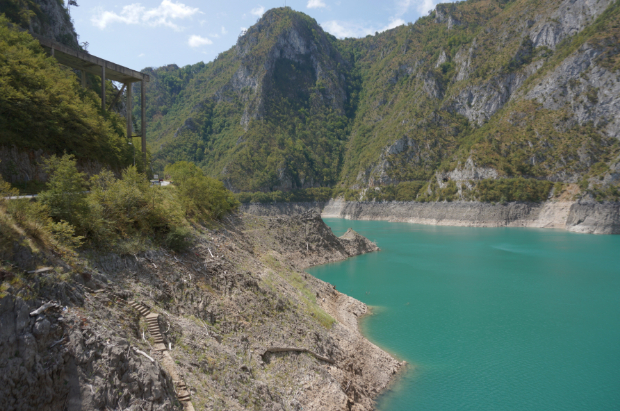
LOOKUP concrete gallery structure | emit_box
[34,34,150,166]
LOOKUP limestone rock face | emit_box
[529,0,612,49]
[30,0,80,48]
[566,201,620,234]
[0,294,176,411]
[525,43,620,139]
[233,9,348,129]
[449,69,532,125]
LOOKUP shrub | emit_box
[165,161,238,219]
[49,220,84,250]
[86,166,186,247]
[38,154,88,228]
[396,181,425,201]
[0,170,19,199]
[164,226,192,252]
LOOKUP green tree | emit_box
[38,154,88,227]
[165,161,239,219]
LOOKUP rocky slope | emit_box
[144,0,620,203]
[0,211,402,411]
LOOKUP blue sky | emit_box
[69,0,449,70]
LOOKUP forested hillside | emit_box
[144,0,620,202]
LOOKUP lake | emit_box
[306,219,620,411]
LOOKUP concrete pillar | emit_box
[141,79,147,169]
[81,70,86,88]
[126,82,132,139]
[101,65,106,111]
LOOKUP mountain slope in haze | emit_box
[145,0,620,201]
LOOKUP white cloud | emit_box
[322,17,404,39]
[384,17,405,30]
[138,53,145,57]
[397,0,443,16]
[92,0,199,31]
[307,0,326,8]
[251,6,265,17]
[188,34,212,47]
[221,26,227,35]
[322,20,372,38]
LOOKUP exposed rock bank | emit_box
[242,199,620,234]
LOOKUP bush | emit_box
[165,161,239,219]
[0,170,18,199]
[394,182,422,201]
[86,166,186,247]
[38,154,89,228]
[164,226,192,252]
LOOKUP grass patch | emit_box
[261,253,335,329]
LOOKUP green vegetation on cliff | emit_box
[139,1,620,202]
[0,16,133,169]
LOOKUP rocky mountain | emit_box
[1,0,81,49]
[145,8,355,192]
[144,0,620,201]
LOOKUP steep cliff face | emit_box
[30,0,80,48]
[233,10,348,127]
[347,0,619,202]
[0,0,80,48]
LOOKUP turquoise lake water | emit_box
[306,219,620,411]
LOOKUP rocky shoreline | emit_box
[0,211,403,411]
[240,199,620,235]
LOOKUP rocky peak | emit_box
[233,7,348,126]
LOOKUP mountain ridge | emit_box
[143,0,620,202]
